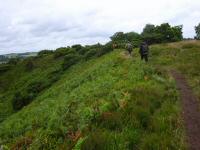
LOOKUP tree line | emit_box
[110,23,183,48]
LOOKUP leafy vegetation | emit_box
[0,42,188,149]
[1,27,199,149]
[0,64,12,74]
[62,54,82,70]
[110,23,183,49]
[141,23,183,44]
[195,23,200,40]
[54,47,71,59]
[38,50,54,57]
[150,40,200,100]
[110,31,142,48]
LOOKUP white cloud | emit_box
[0,0,200,54]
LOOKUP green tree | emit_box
[171,25,183,41]
[141,23,183,44]
[72,44,83,51]
[195,23,200,40]
[110,32,127,42]
[125,32,142,47]
[110,31,142,48]
[142,24,156,35]
[141,24,162,44]
[126,32,141,41]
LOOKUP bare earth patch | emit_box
[171,70,200,150]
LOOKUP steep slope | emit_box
[0,54,64,122]
[0,49,185,149]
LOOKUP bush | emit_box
[84,49,99,60]
[38,50,54,57]
[99,112,122,130]
[12,92,34,111]
[24,59,34,71]
[72,44,82,52]
[62,54,82,70]
[195,23,200,40]
[27,81,49,94]
[141,23,183,44]
[54,47,70,58]
[78,47,88,55]
[0,64,12,73]
[81,131,116,150]
[12,70,64,111]
[97,42,113,57]
[47,69,63,83]
[12,77,58,111]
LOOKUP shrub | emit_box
[141,23,183,44]
[62,54,82,70]
[12,78,57,111]
[99,112,122,131]
[12,92,34,111]
[195,23,200,40]
[38,50,54,57]
[0,64,12,73]
[136,109,151,129]
[72,44,82,52]
[54,47,70,58]
[81,131,116,150]
[97,42,113,57]
[48,69,63,83]
[123,129,141,149]
[78,47,88,55]
[110,31,142,48]
[24,59,34,71]
[84,49,99,60]
[110,32,126,41]
[27,81,49,94]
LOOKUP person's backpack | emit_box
[126,43,132,50]
[142,44,148,55]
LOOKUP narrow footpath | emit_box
[171,70,200,150]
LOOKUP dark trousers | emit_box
[141,55,148,62]
[127,50,132,55]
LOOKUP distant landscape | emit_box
[0,52,38,64]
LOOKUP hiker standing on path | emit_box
[139,42,149,62]
[125,42,133,55]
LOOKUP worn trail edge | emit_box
[171,70,200,150]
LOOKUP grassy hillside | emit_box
[0,45,188,149]
[0,54,64,122]
[150,40,200,100]
[3,40,200,149]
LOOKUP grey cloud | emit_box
[0,0,200,54]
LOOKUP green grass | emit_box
[0,54,64,122]
[0,48,187,149]
[150,40,200,100]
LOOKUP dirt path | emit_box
[171,70,200,150]
[120,51,132,59]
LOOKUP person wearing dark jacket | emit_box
[139,42,149,62]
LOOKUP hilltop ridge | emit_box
[0,40,200,149]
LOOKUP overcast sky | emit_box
[0,0,200,54]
